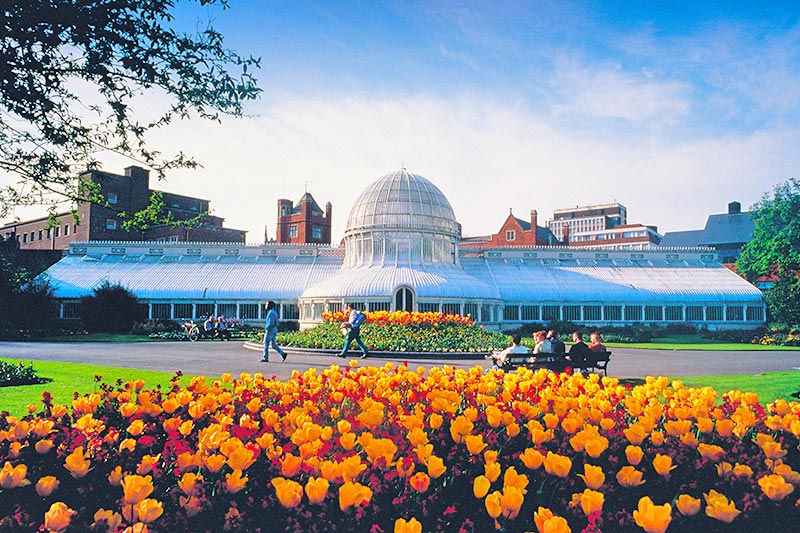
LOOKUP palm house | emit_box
[41,169,766,330]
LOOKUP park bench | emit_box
[569,352,612,376]
[501,351,611,376]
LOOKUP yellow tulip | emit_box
[449,415,473,443]
[534,507,571,533]
[543,452,572,478]
[304,476,329,504]
[652,454,676,477]
[271,477,303,508]
[280,453,303,477]
[121,474,154,505]
[225,469,248,494]
[204,454,227,474]
[127,419,145,436]
[0,461,30,489]
[135,498,164,524]
[92,509,123,532]
[340,432,357,450]
[625,445,644,465]
[519,448,545,470]
[584,436,608,458]
[579,489,604,516]
[578,464,605,490]
[500,486,525,519]
[35,475,59,497]
[623,424,647,445]
[632,496,672,533]
[227,446,257,471]
[63,446,91,478]
[484,461,501,482]
[758,473,795,501]
[394,517,423,533]
[409,472,430,493]
[698,443,725,462]
[704,490,741,523]
[35,439,54,454]
[338,481,372,511]
[473,475,491,498]
[43,502,76,533]
[427,455,446,478]
[615,466,645,488]
[675,494,701,516]
[503,466,529,493]
[464,434,488,455]
[484,490,502,519]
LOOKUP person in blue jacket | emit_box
[261,301,287,362]
[337,303,369,359]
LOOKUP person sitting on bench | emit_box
[488,332,530,369]
[567,331,591,368]
[588,331,607,353]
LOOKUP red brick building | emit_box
[1,166,246,250]
[460,209,559,249]
[276,193,332,244]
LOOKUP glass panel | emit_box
[196,303,214,319]
[239,304,259,320]
[62,302,81,319]
[604,306,622,321]
[369,302,391,312]
[218,303,237,318]
[644,306,663,321]
[521,305,539,321]
[542,305,559,321]
[746,306,764,322]
[419,302,440,313]
[665,306,683,321]
[283,304,299,320]
[463,303,478,320]
[562,305,581,321]
[624,306,642,321]
[583,305,601,321]
[686,306,703,321]
[441,303,460,316]
[174,303,193,319]
[726,306,743,321]
[706,306,723,321]
[151,303,171,319]
[503,305,519,321]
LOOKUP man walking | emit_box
[337,303,369,359]
[261,301,287,362]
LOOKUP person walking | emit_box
[337,303,369,359]
[261,301,287,362]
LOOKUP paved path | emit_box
[2,341,800,381]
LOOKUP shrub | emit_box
[130,319,182,335]
[0,360,51,386]
[80,281,147,333]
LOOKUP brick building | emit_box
[547,202,661,249]
[276,192,332,244]
[1,166,246,249]
[460,209,559,249]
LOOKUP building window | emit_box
[563,305,581,321]
[106,219,117,230]
[151,303,172,319]
[706,306,723,321]
[441,303,460,316]
[604,306,622,321]
[47,229,51,239]
[521,305,539,321]
[464,303,478,320]
[542,305,560,321]
[167,236,179,243]
[328,302,342,313]
[665,306,683,321]
[726,306,744,321]
[312,226,323,239]
[54,226,60,237]
[173,303,193,319]
[107,193,118,204]
[505,230,516,241]
[624,305,642,321]
[22,233,27,243]
[503,305,519,321]
[64,224,70,236]
[686,306,704,321]
[38,230,43,240]
[369,301,391,312]
[289,225,298,238]
[583,305,602,321]
[394,287,414,312]
[218,303,237,318]
[644,306,663,321]
[418,302,440,313]
[195,303,214,319]
[239,303,259,319]
[282,304,299,320]
[746,306,764,322]
[62,302,81,319]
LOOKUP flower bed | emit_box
[278,311,508,353]
[1,366,799,532]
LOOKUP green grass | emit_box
[671,371,800,403]
[605,334,800,351]
[0,358,189,417]
[29,333,162,342]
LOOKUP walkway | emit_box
[1,341,799,381]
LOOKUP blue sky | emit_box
[6,1,800,242]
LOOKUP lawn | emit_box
[671,370,800,404]
[605,333,800,351]
[0,358,187,417]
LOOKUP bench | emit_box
[569,352,612,376]
[501,352,611,376]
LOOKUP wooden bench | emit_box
[569,352,612,376]
[502,352,611,376]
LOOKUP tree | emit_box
[0,0,261,218]
[80,281,147,333]
[738,178,800,324]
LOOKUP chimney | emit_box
[562,226,569,246]
[728,201,741,215]
[530,209,538,231]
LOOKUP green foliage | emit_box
[278,322,509,353]
[0,242,59,339]
[0,0,261,217]
[764,271,800,326]
[738,177,800,281]
[80,281,147,333]
[0,361,51,387]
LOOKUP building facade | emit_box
[546,203,661,248]
[41,170,765,331]
[460,209,559,249]
[276,193,332,244]
[1,166,246,250]
[660,202,754,264]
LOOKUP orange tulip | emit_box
[519,448,545,470]
[652,454,677,477]
[271,477,303,508]
[304,476,329,504]
[43,502,76,533]
[426,455,446,478]
[338,481,372,511]
[0,461,30,489]
[632,496,672,533]
[394,517,423,533]
[543,452,572,478]
[35,439,54,455]
[409,472,430,493]
[35,475,59,497]
[135,498,163,524]
[121,474,154,505]
[178,472,203,496]
[473,475,491,498]
[484,490,502,519]
[625,445,644,465]
[280,453,303,477]
[704,490,741,523]
[464,434,488,455]
[675,494,701,516]
[758,473,795,501]
[92,509,123,531]
[64,446,91,478]
[616,466,645,488]
[578,464,605,490]
[698,443,725,462]
[579,489,604,516]
[500,486,525,519]
[225,469,248,494]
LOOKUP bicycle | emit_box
[182,320,200,342]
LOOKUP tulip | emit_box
[698,443,725,462]
[179,495,202,517]
[44,502,76,533]
[473,475,491,498]
[500,486,524,519]
[732,463,753,479]
[108,466,123,486]
[0,461,30,489]
[578,464,605,490]
[519,448,545,470]
[121,474,154,505]
[649,431,664,446]
[35,439,54,454]
[675,494,701,516]
[625,445,644,465]
[464,434,488,455]
[394,517,423,533]
[272,477,303,508]
[340,432,357,450]
[503,466,529,493]
[225,469,248,494]
[426,455,446,478]
[135,498,163,524]
[704,490,741,523]
[584,436,608,458]
[127,419,145,436]
[64,446,91,478]
[484,461,501,482]
[280,453,303,477]
[409,472,430,493]
[652,454,677,477]
[534,507,571,533]
[543,452,572,478]
[35,475,59,497]
[204,454,227,474]
[178,472,203,496]
[579,489,604,516]
[136,454,160,475]
[715,418,735,437]
[761,441,787,461]
[616,466,645,488]
[93,509,123,532]
[304,476,329,504]
[623,424,647,445]
[227,446,257,471]
[395,457,415,478]
[449,415,473,443]
[758,473,795,501]
[484,490,502,519]
[633,496,672,533]
[338,481,372,511]
[119,439,136,453]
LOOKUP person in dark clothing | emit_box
[567,331,592,368]
[547,330,566,354]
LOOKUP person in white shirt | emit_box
[532,330,553,355]
[488,332,530,369]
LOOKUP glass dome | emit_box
[345,170,460,237]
